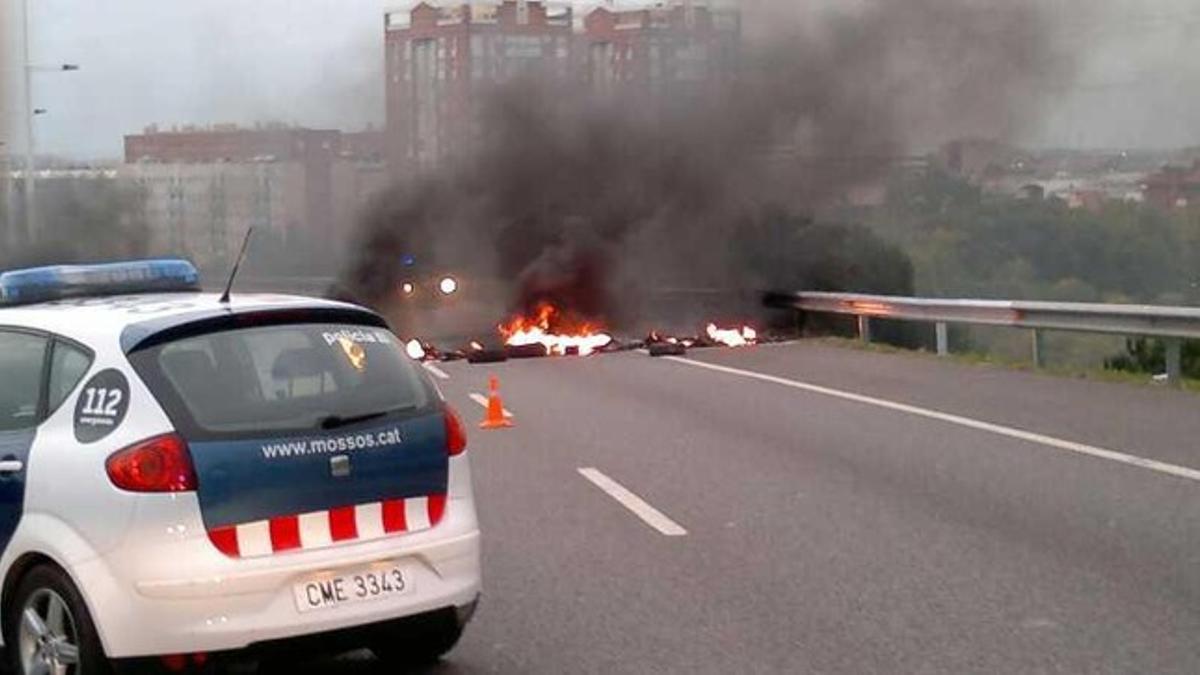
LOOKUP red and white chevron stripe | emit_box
[206,495,447,559]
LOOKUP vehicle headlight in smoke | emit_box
[405,339,426,360]
[439,277,458,296]
[401,282,415,296]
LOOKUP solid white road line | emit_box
[665,356,1200,484]
[469,393,514,418]
[577,468,688,537]
[422,362,451,380]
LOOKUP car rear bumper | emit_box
[77,525,481,658]
[113,598,480,673]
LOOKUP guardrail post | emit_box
[766,293,1200,376]
[935,322,949,356]
[1031,329,1045,369]
[1165,338,1183,388]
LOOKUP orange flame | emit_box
[500,303,613,356]
[706,324,758,347]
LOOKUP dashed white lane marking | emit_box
[665,356,1200,484]
[577,468,688,537]
[422,362,451,380]
[469,393,514,418]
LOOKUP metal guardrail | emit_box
[765,291,1200,387]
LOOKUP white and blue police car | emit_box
[0,259,481,673]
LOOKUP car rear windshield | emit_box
[132,323,432,438]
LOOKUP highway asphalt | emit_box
[281,342,1200,674]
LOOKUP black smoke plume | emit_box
[340,0,1077,332]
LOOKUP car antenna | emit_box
[219,227,254,305]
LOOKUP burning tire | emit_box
[648,342,687,357]
[467,349,509,364]
[506,344,550,359]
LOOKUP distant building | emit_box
[122,124,387,269]
[938,139,1030,181]
[1142,160,1200,211]
[341,128,387,164]
[124,124,342,165]
[581,2,740,98]
[1016,183,1045,201]
[1066,189,1106,213]
[384,0,575,175]
[121,161,304,267]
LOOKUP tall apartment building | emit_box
[384,1,575,175]
[384,1,740,176]
[581,2,740,98]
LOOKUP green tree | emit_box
[734,206,914,296]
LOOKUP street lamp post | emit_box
[21,0,35,245]
[1,142,12,250]
[19,0,80,245]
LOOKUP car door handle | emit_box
[0,460,24,474]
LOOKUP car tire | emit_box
[5,564,109,675]
[370,608,465,666]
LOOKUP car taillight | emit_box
[444,406,467,456]
[106,433,197,493]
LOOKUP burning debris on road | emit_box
[467,342,510,364]
[499,302,613,357]
[705,324,758,348]
[640,323,760,356]
[409,318,787,365]
[644,330,689,357]
[405,339,427,361]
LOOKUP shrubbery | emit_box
[854,168,1200,372]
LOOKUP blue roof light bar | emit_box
[0,259,201,306]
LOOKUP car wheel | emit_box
[371,608,465,666]
[6,564,108,675]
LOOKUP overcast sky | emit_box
[13,0,1200,159]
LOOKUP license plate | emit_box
[293,564,412,613]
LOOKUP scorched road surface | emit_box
[277,343,1200,674]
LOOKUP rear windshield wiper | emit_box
[319,406,414,430]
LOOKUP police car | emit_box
[0,260,481,673]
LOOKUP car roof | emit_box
[0,292,380,348]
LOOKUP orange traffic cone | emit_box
[480,375,514,429]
